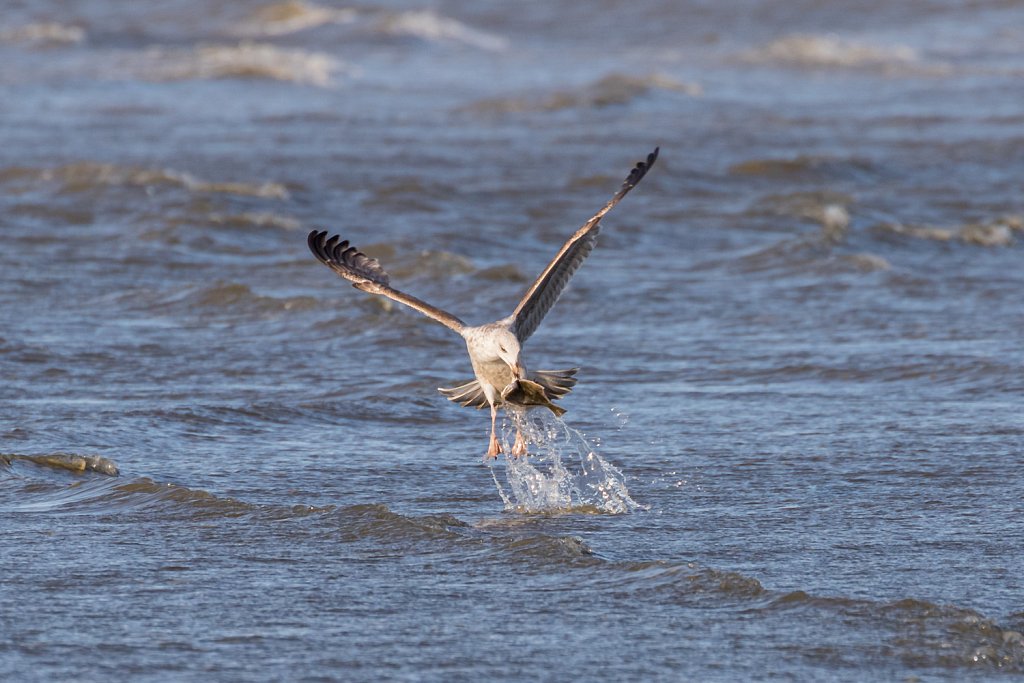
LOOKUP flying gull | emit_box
[308,148,658,457]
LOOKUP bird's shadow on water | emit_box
[488,408,645,515]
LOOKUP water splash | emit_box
[488,408,644,514]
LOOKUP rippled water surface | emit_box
[3,0,1024,680]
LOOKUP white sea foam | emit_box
[0,22,85,45]
[132,42,350,88]
[376,10,507,52]
[741,34,950,75]
[234,1,357,37]
[489,408,644,514]
[234,4,505,51]
[882,214,1021,247]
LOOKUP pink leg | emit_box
[486,404,502,458]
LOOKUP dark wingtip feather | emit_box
[307,229,325,261]
[306,230,391,286]
[308,229,340,266]
[622,147,659,191]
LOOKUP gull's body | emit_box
[308,148,658,457]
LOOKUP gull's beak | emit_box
[511,362,524,379]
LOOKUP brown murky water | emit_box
[2,0,1024,679]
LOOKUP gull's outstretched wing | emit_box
[510,148,659,342]
[308,230,466,334]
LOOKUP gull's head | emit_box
[489,328,522,377]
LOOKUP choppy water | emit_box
[3,0,1024,680]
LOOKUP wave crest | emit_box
[1,162,288,199]
[375,10,507,52]
[175,281,320,315]
[741,34,950,75]
[0,22,85,46]
[464,72,700,114]
[129,42,351,87]
[878,214,1022,247]
[1,452,118,476]
[234,1,357,37]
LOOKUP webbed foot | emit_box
[486,433,502,459]
[511,430,528,457]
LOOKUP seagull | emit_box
[308,148,658,457]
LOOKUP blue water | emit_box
[2,0,1024,680]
